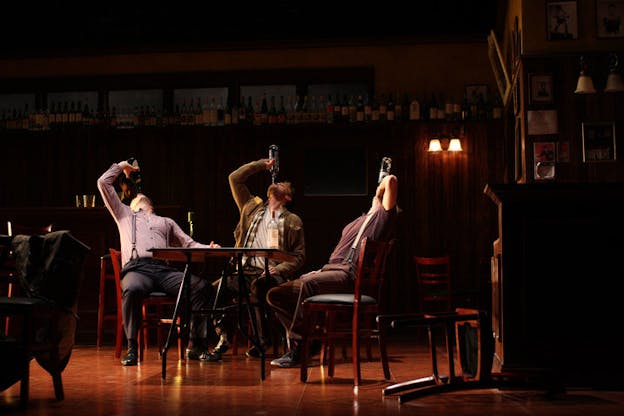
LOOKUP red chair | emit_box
[299,237,396,385]
[96,253,123,358]
[108,249,183,361]
[414,255,452,313]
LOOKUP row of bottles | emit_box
[0,91,503,131]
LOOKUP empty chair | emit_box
[414,255,452,313]
[299,237,396,385]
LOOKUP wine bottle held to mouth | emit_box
[378,157,392,184]
[268,144,279,184]
[127,157,142,194]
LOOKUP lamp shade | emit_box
[448,138,463,152]
[605,72,624,92]
[428,138,442,152]
[574,74,597,94]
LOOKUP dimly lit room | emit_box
[1,1,624,415]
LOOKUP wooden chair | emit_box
[0,230,89,408]
[96,253,123,358]
[299,237,396,385]
[414,255,452,313]
[108,249,183,361]
[381,308,494,403]
[2,222,53,334]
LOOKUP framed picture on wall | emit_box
[547,1,579,40]
[596,0,624,38]
[529,73,554,104]
[557,141,570,163]
[465,84,488,105]
[582,122,617,162]
[533,141,556,180]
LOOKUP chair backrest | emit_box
[353,237,396,307]
[108,249,124,302]
[414,255,452,312]
[7,221,53,237]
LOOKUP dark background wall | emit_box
[0,120,503,343]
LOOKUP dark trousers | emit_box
[266,263,354,341]
[212,270,279,344]
[121,261,209,344]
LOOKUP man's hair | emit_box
[268,181,294,202]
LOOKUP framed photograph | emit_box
[529,73,554,104]
[596,0,624,38]
[557,141,570,163]
[582,122,617,162]
[465,84,488,105]
[533,142,556,180]
[547,1,579,40]
[527,110,558,135]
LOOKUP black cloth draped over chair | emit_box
[0,230,90,407]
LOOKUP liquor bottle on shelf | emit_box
[345,95,355,123]
[277,95,287,124]
[333,94,342,123]
[386,93,395,121]
[238,95,246,125]
[260,93,269,125]
[378,93,387,122]
[341,94,349,122]
[268,95,277,124]
[371,94,380,122]
[251,99,261,126]
[326,94,334,124]
[364,94,372,122]
[428,93,439,121]
[223,97,232,125]
[286,96,296,125]
[394,91,405,121]
[318,95,327,123]
[229,97,237,125]
[461,92,470,121]
[195,97,203,125]
[217,96,225,126]
[356,95,364,122]
[246,96,255,125]
[309,95,319,123]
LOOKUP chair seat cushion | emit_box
[303,293,377,305]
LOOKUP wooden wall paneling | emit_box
[0,121,502,342]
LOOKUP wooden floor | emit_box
[2,334,624,416]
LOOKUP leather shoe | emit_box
[205,336,231,362]
[245,343,269,358]
[186,347,211,361]
[121,348,138,366]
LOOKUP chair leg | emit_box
[378,323,391,380]
[97,259,107,348]
[115,312,123,358]
[52,371,64,401]
[19,363,29,409]
[352,313,362,386]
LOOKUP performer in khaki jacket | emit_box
[207,158,305,361]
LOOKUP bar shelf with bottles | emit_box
[0,91,503,131]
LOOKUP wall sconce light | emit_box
[428,129,463,152]
[605,53,624,93]
[574,55,597,94]
[428,138,442,152]
[448,137,463,152]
